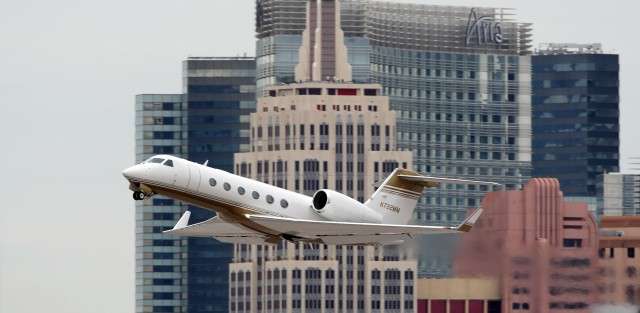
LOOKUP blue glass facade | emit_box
[183,57,256,313]
[532,53,619,197]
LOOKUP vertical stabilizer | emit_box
[364,169,436,224]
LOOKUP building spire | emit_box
[295,0,352,82]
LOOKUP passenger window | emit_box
[238,187,246,195]
[223,183,231,191]
[149,158,165,164]
[266,195,274,204]
[209,178,217,187]
[280,199,289,209]
[163,160,174,167]
[252,191,260,199]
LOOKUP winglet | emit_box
[171,211,191,231]
[454,208,483,232]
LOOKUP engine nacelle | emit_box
[312,189,382,224]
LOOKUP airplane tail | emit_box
[364,168,436,224]
[364,168,498,225]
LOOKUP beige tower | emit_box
[294,0,352,82]
[230,1,416,312]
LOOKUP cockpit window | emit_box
[163,160,174,167]
[148,158,165,164]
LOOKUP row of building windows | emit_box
[254,124,392,138]
[599,247,637,259]
[399,112,517,124]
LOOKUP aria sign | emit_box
[465,8,503,46]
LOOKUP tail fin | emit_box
[452,208,483,232]
[364,169,437,224]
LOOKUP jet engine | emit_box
[312,190,382,224]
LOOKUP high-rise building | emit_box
[230,1,416,312]
[532,43,620,198]
[134,94,188,313]
[183,57,257,313]
[454,178,598,313]
[598,173,640,216]
[256,0,533,226]
[135,58,257,313]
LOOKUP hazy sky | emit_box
[1,0,638,312]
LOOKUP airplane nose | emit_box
[122,165,145,180]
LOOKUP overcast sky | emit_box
[1,0,638,312]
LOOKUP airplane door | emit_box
[187,165,201,190]
[173,161,191,188]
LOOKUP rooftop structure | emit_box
[536,43,604,55]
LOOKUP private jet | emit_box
[123,155,498,245]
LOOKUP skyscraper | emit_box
[230,1,416,312]
[134,94,188,313]
[135,58,256,313]
[532,43,620,198]
[183,57,257,313]
[255,0,533,227]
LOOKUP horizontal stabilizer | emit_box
[397,175,502,188]
[454,208,483,232]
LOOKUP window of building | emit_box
[629,248,636,258]
[563,239,583,248]
[223,183,231,191]
[266,195,274,204]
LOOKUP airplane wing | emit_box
[246,208,483,245]
[163,211,274,245]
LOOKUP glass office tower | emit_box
[135,58,256,313]
[135,94,188,313]
[183,57,257,313]
[256,0,532,277]
[532,43,620,197]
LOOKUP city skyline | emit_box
[2,1,640,313]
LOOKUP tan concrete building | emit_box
[230,1,416,312]
[416,278,501,313]
[235,0,411,202]
[229,243,417,313]
[597,216,640,305]
[235,81,411,202]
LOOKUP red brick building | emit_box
[454,178,598,313]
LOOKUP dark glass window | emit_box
[163,159,173,167]
[280,199,289,208]
[238,187,246,195]
[266,195,274,204]
[224,183,231,191]
[563,238,583,248]
[209,178,217,186]
[629,248,636,258]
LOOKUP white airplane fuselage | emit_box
[124,155,323,237]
